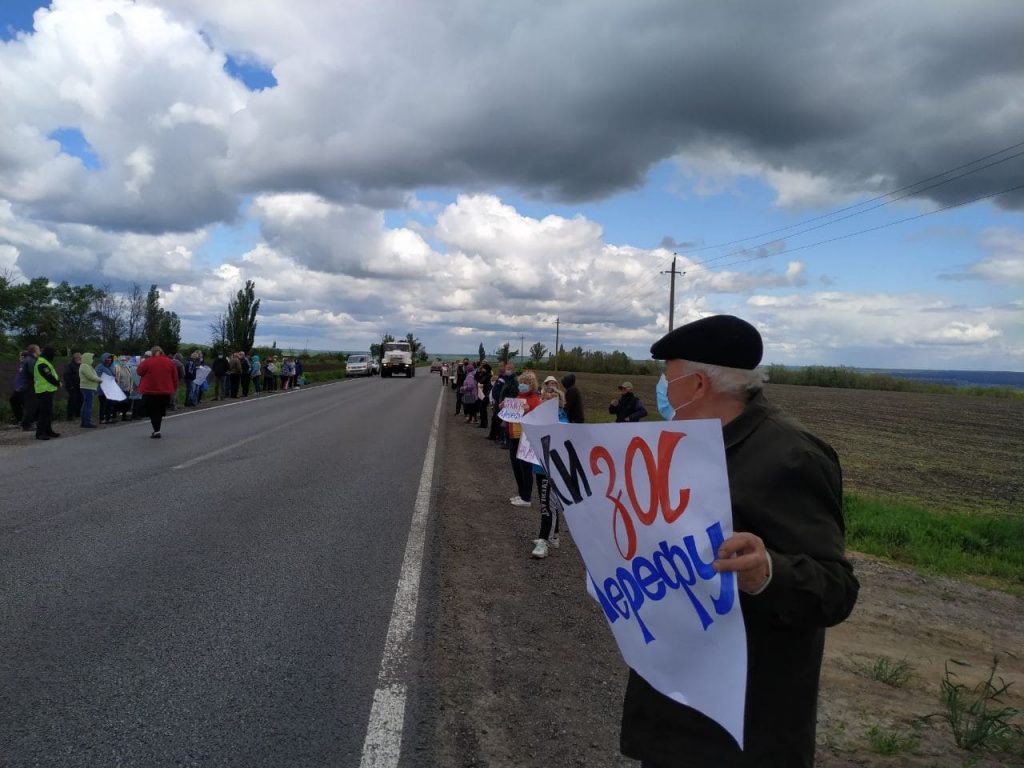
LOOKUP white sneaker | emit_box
[549,534,560,549]
[531,539,549,559]
[510,497,532,507]
[509,495,521,502]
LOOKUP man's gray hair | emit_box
[682,360,766,399]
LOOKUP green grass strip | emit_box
[844,493,1024,590]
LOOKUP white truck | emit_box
[380,341,415,378]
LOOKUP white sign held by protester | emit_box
[516,397,559,465]
[497,397,526,423]
[194,365,211,386]
[520,418,747,748]
[99,373,126,402]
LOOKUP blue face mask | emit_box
[518,384,529,393]
[656,373,695,420]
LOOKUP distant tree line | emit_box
[0,273,180,356]
[0,273,270,360]
[767,364,1022,399]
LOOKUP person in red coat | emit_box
[136,346,180,439]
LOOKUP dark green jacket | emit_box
[620,391,859,768]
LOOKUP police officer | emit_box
[33,346,61,440]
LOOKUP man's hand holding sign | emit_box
[524,315,859,768]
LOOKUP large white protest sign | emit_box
[194,365,211,386]
[521,419,746,748]
[497,397,525,423]
[516,397,559,465]
[99,373,126,402]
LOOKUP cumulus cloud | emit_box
[172,0,1024,213]
[0,0,246,231]
[744,292,1019,368]
[970,229,1024,284]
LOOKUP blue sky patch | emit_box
[224,53,278,91]
[0,0,48,40]
[47,127,101,170]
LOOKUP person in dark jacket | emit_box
[63,352,82,421]
[228,352,242,398]
[475,362,492,430]
[453,359,468,415]
[608,381,647,422]
[211,353,229,400]
[9,350,29,425]
[184,351,200,406]
[19,345,39,431]
[33,346,61,440]
[561,373,585,423]
[95,352,116,423]
[488,363,511,441]
[619,315,859,768]
[170,353,186,410]
[240,352,252,396]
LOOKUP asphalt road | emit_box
[0,375,444,767]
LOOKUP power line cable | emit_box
[684,181,1024,276]
[673,138,1024,259]
[686,149,1024,270]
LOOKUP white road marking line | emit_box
[170,398,341,470]
[359,386,442,768]
[164,379,346,421]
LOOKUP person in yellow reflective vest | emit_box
[33,346,61,440]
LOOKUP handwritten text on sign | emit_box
[521,419,747,748]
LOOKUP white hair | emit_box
[682,360,766,400]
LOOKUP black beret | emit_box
[650,315,763,369]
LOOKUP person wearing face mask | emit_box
[609,381,648,423]
[508,370,541,507]
[620,314,860,768]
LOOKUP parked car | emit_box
[346,353,375,377]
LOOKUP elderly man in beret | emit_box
[620,314,859,768]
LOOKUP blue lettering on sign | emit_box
[590,521,736,644]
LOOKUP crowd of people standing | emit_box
[446,358,587,559]
[9,345,306,440]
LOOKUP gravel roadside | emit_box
[430,389,1024,768]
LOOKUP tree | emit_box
[371,333,395,361]
[52,281,102,355]
[209,312,228,352]
[493,342,519,363]
[92,288,126,352]
[226,279,260,351]
[10,277,57,344]
[124,283,145,350]
[529,342,548,363]
[478,342,486,362]
[144,284,162,347]
[405,332,427,362]
[0,271,17,347]
[157,311,181,353]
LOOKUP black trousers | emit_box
[508,438,533,501]
[66,387,83,419]
[537,474,561,540]
[142,394,167,433]
[21,390,36,428]
[9,390,23,424]
[241,374,251,396]
[229,373,240,397]
[34,392,54,436]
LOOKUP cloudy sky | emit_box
[1,0,1022,369]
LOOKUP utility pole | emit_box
[554,316,560,368]
[661,254,684,331]
[520,333,525,364]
